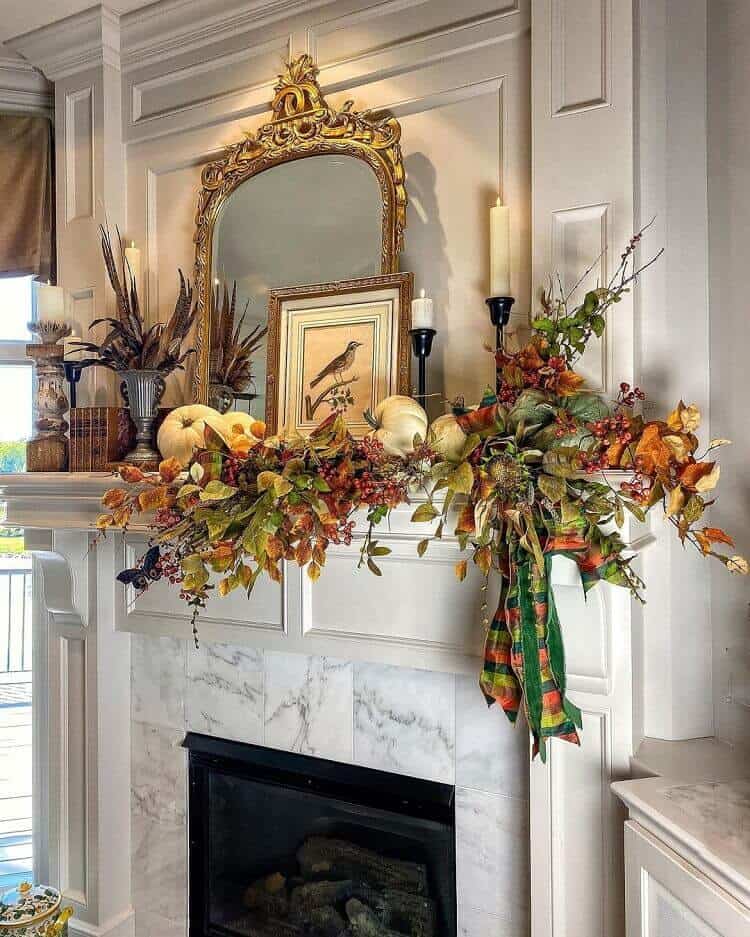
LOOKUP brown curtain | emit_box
[0,115,54,281]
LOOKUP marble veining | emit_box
[455,786,530,926]
[665,779,750,855]
[131,634,186,730]
[264,652,353,760]
[131,721,187,827]
[353,662,455,783]
[130,635,531,935]
[455,674,529,797]
[186,642,264,744]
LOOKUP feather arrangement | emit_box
[73,226,198,374]
[210,281,268,392]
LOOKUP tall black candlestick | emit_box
[410,327,436,410]
[486,296,515,393]
[63,361,86,409]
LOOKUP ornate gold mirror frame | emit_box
[192,55,408,401]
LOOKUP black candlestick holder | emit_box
[486,296,515,393]
[410,327,436,410]
[63,360,87,409]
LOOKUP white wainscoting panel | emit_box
[550,0,610,116]
[64,86,94,224]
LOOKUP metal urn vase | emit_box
[120,369,166,466]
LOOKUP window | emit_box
[0,277,34,475]
[0,277,34,886]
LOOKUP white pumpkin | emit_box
[157,405,227,467]
[428,413,468,462]
[368,395,428,457]
[221,410,257,439]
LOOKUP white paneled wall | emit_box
[123,0,531,413]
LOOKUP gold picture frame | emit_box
[192,54,408,402]
[266,273,413,436]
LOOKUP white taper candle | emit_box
[490,197,511,296]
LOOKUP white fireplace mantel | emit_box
[1,468,649,937]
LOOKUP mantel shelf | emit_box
[0,472,123,531]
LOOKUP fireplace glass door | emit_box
[184,734,456,937]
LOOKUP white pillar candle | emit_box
[124,241,142,290]
[411,288,435,330]
[37,283,65,322]
[490,196,511,296]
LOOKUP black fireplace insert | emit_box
[183,733,457,937]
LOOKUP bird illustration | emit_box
[309,340,362,388]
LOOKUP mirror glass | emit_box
[211,154,384,417]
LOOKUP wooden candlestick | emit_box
[26,341,70,472]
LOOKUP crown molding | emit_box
[119,0,329,72]
[0,51,53,115]
[7,6,121,82]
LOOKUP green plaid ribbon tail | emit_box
[480,554,583,758]
[479,581,522,723]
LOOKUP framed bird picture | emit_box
[265,273,413,436]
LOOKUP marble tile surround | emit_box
[131,636,531,937]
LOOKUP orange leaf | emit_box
[250,420,267,439]
[475,545,492,576]
[158,457,182,483]
[307,562,321,582]
[702,527,735,547]
[137,485,172,512]
[456,503,476,535]
[266,536,284,560]
[96,513,115,529]
[679,460,716,491]
[455,559,468,581]
[119,464,146,483]
[103,488,128,510]
[635,423,673,475]
[556,370,585,396]
[295,540,312,566]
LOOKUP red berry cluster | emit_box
[620,473,652,504]
[154,507,182,528]
[353,471,405,507]
[589,414,633,445]
[580,447,610,474]
[354,435,387,464]
[554,411,578,439]
[327,520,355,546]
[617,381,645,409]
[157,550,181,585]
[223,456,243,487]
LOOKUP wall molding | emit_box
[121,0,329,72]
[7,7,121,82]
[0,55,53,115]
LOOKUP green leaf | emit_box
[412,502,439,523]
[614,499,625,528]
[561,393,610,422]
[371,546,391,557]
[590,314,606,337]
[460,433,481,461]
[560,497,581,525]
[367,558,383,576]
[203,509,231,542]
[542,448,581,479]
[683,494,705,524]
[538,473,567,503]
[583,290,599,314]
[448,461,475,495]
[417,538,429,557]
[624,501,646,523]
[199,480,238,502]
[312,476,331,492]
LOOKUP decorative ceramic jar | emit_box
[0,883,72,936]
[119,369,166,466]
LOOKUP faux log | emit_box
[227,913,304,937]
[345,899,406,937]
[380,888,436,937]
[243,871,290,918]
[297,838,428,895]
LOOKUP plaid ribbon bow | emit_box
[480,523,619,760]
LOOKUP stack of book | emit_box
[69,407,134,471]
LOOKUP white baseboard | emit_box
[69,908,135,937]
